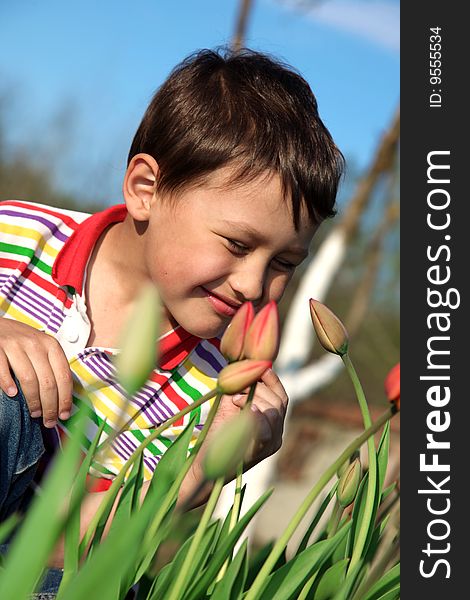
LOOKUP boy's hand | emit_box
[231,368,288,466]
[0,319,73,427]
[198,368,288,475]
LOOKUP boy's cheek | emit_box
[267,273,293,303]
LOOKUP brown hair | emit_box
[128,48,344,228]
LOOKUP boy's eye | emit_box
[273,257,296,271]
[226,238,249,254]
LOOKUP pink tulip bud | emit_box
[309,299,349,356]
[243,300,280,361]
[217,359,272,395]
[220,302,255,362]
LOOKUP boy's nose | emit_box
[229,266,265,304]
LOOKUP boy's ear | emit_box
[123,153,160,221]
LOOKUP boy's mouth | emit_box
[203,288,240,317]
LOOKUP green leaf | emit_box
[111,452,145,596]
[210,484,247,558]
[374,584,400,600]
[346,460,381,563]
[59,470,170,600]
[295,483,338,556]
[245,541,275,589]
[381,483,396,503]
[185,488,274,600]
[109,451,144,536]
[330,559,364,600]
[364,515,391,563]
[0,513,19,545]
[312,558,349,600]
[133,414,199,582]
[0,408,87,600]
[258,523,352,600]
[377,422,390,497]
[330,525,349,563]
[60,416,108,592]
[362,563,400,600]
[147,521,220,600]
[204,537,249,600]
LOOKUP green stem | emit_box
[215,381,257,583]
[244,407,395,600]
[80,386,219,556]
[229,462,244,531]
[342,353,378,574]
[167,477,225,600]
[244,382,258,407]
[327,500,344,539]
[351,532,400,600]
[215,461,243,584]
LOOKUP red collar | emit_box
[52,203,128,295]
[52,203,202,370]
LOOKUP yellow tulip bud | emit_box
[337,458,361,508]
[114,283,161,396]
[309,299,349,356]
[203,411,256,480]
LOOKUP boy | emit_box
[0,48,343,562]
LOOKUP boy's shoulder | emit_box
[0,199,91,232]
[0,199,91,262]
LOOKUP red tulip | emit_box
[243,300,280,362]
[218,359,272,395]
[220,302,255,362]
[309,299,349,356]
[384,362,400,411]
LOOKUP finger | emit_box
[4,350,42,417]
[48,344,73,420]
[27,349,60,427]
[250,396,285,440]
[249,382,287,417]
[260,369,288,410]
[232,392,248,408]
[0,349,19,397]
[250,404,274,442]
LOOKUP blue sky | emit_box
[0,0,399,205]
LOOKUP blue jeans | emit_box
[0,378,63,598]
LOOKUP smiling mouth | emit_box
[203,288,241,317]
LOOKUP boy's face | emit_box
[144,167,317,338]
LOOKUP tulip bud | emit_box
[337,458,361,507]
[336,450,360,478]
[309,299,349,356]
[220,302,255,362]
[114,283,161,396]
[203,410,256,480]
[385,362,400,411]
[243,300,280,361]
[217,360,271,395]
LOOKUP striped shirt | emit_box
[0,200,227,484]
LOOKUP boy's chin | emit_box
[178,316,228,340]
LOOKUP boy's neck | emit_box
[84,217,146,345]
